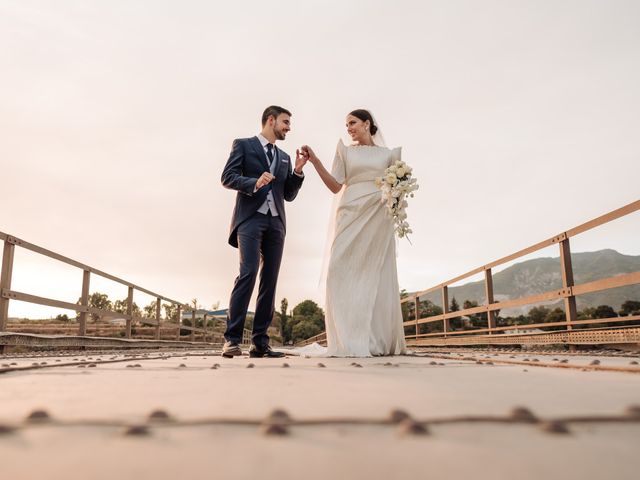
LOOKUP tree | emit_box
[113,299,141,318]
[144,301,158,318]
[545,308,566,324]
[463,299,486,328]
[291,320,322,343]
[400,289,411,321]
[280,298,288,343]
[163,303,180,322]
[55,314,70,323]
[449,297,461,329]
[293,299,322,318]
[419,299,443,317]
[288,299,325,343]
[528,306,551,324]
[577,307,596,320]
[619,300,640,316]
[416,299,444,334]
[593,305,617,319]
[81,292,112,322]
[450,297,460,312]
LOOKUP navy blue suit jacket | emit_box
[221,136,304,247]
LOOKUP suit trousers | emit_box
[225,211,285,347]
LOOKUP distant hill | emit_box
[416,249,640,316]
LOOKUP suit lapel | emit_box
[275,147,288,174]
[250,136,270,171]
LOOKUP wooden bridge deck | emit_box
[1,347,639,479]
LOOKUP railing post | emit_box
[485,268,496,333]
[441,286,450,336]
[78,270,90,336]
[176,305,182,341]
[414,296,419,337]
[191,309,196,342]
[125,286,134,339]
[559,237,577,329]
[1,239,16,353]
[203,313,208,343]
[155,297,161,340]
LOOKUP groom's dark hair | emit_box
[262,105,292,126]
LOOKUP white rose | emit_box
[385,173,397,185]
[396,167,406,178]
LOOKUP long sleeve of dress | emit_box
[330,139,347,184]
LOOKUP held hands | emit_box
[300,145,319,165]
[294,148,308,174]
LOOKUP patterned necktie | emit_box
[266,143,274,166]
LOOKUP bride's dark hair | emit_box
[349,109,378,135]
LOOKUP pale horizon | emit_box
[1,0,639,319]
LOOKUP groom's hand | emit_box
[294,149,308,174]
[255,172,275,190]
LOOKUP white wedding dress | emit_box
[307,139,407,357]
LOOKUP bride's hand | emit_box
[301,145,319,165]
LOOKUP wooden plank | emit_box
[1,290,145,322]
[414,297,419,336]
[0,241,15,332]
[125,286,134,339]
[572,271,640,296]
[78,270,90,336]
[485,268,496,332]
[565,199,640,238]
[2,290,88,314]
[487,288,569,312]
[155,298,161,340]
[191,309,196,341]
[176,306,182,341]
[407,326,640,347]
[559,239,577,329]
[408,315,640,338]
[404,315,446,326]
[441,286,450,335]
[0,332,214,348]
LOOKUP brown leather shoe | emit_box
[221,341,243,358]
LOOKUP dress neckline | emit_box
[349,143,384,148]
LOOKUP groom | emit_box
[220,106,306,358]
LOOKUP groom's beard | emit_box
[274,128,287,141]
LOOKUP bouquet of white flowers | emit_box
[375,159,419,241]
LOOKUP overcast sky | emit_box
[1,0,639,319]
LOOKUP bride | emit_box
[301,109,407,357]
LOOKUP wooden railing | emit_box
[401,199,640,346]
[0,231,243,351]
[295,331,327,347]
